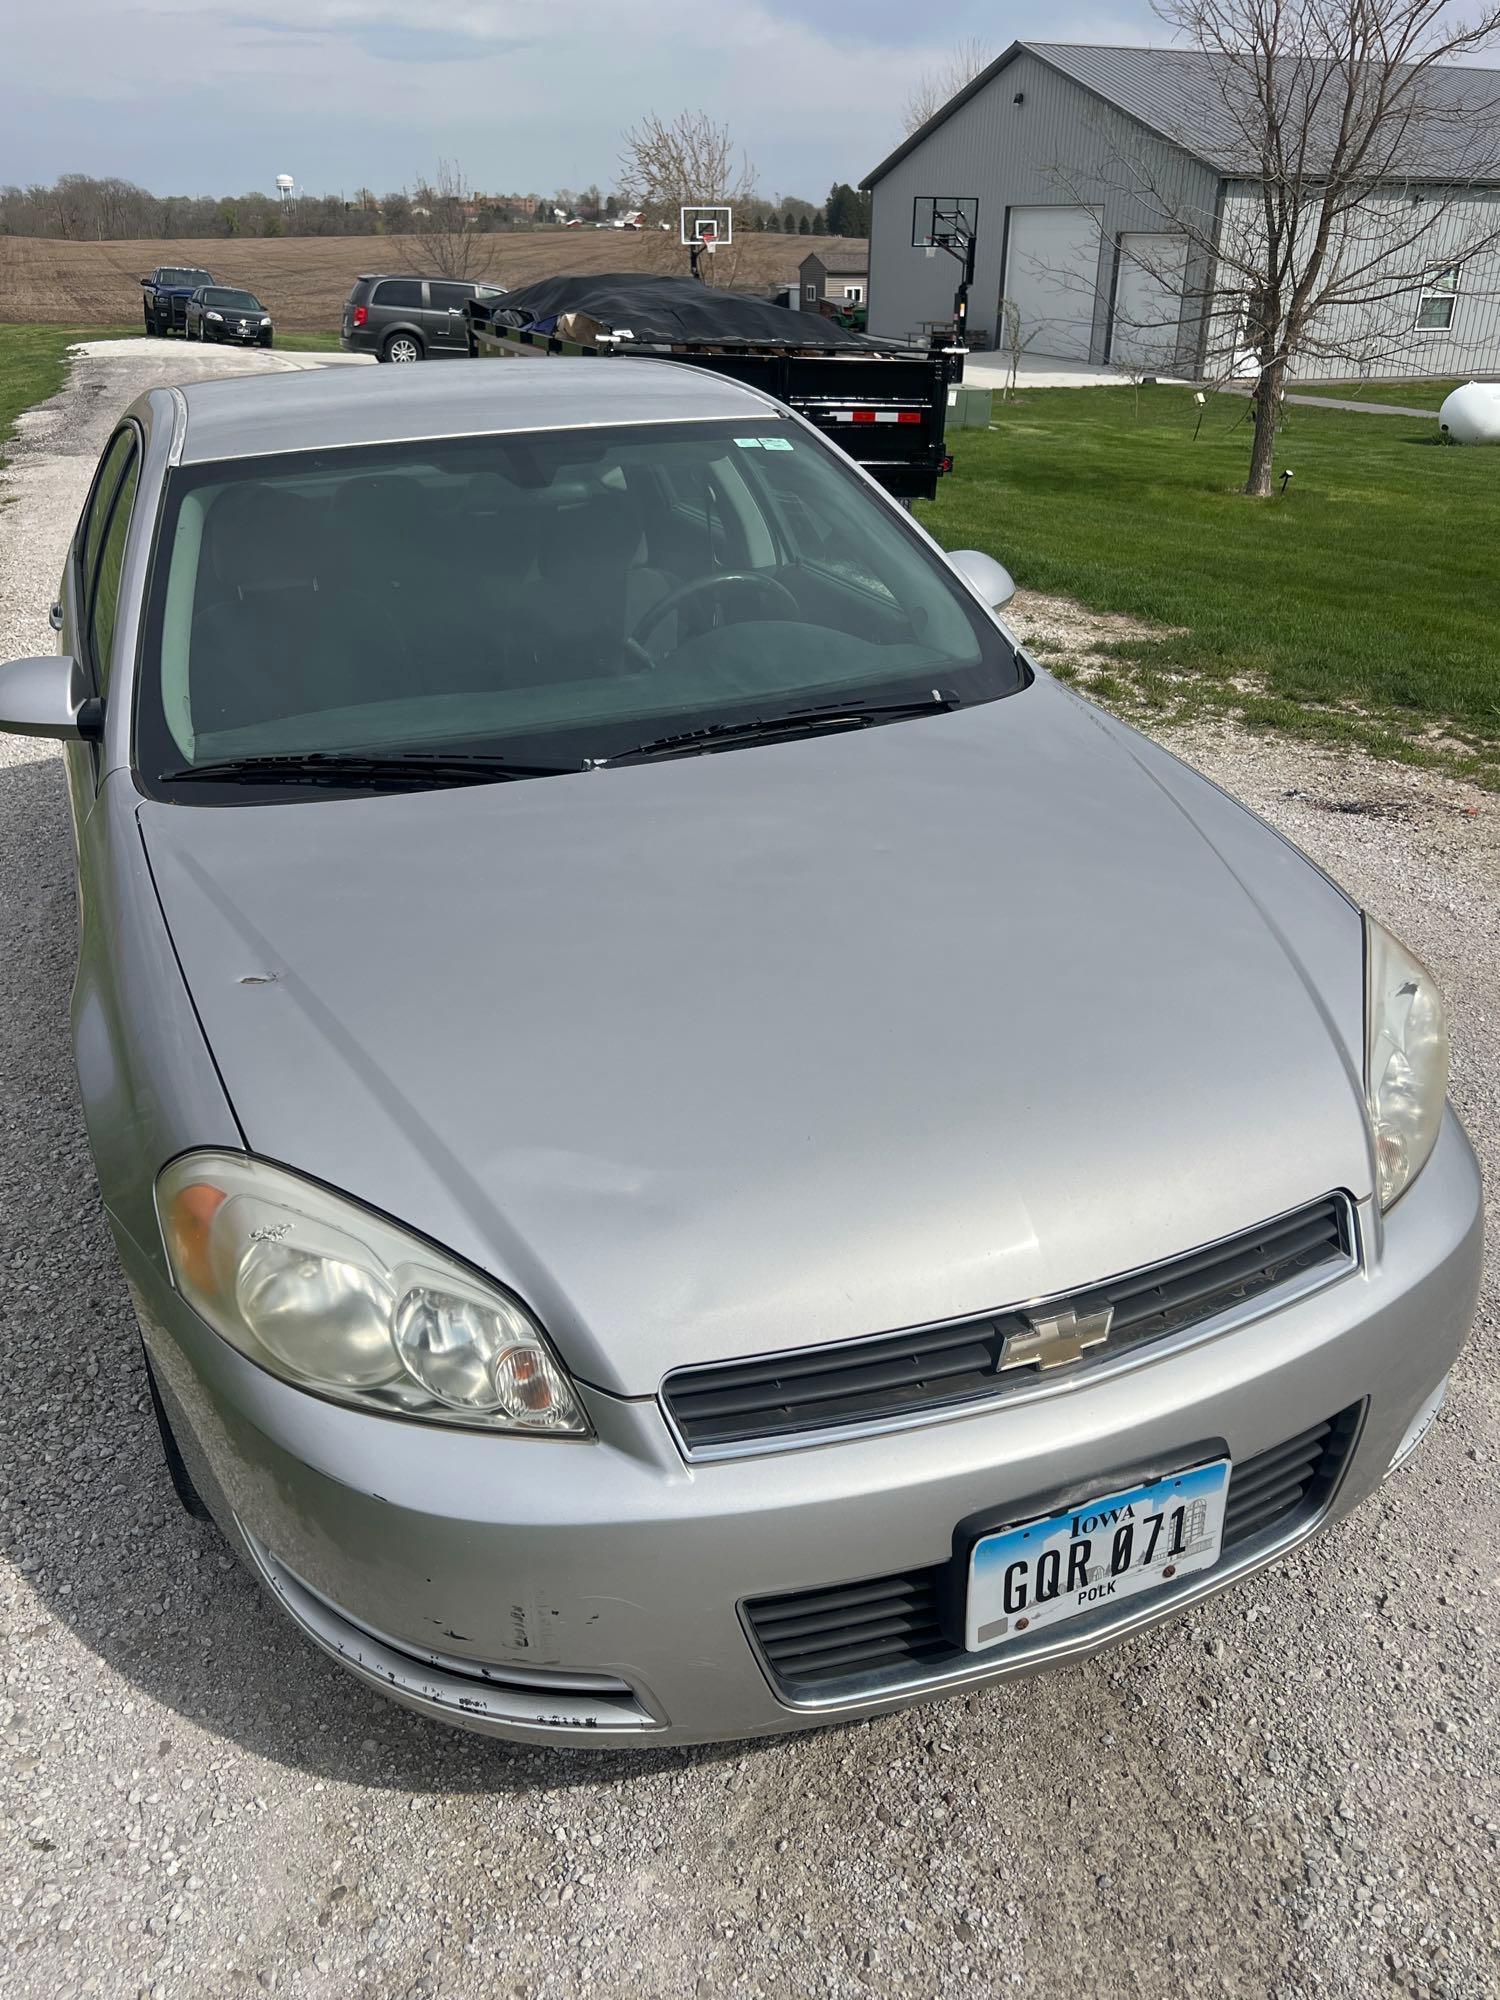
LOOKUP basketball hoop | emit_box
[681,203,732,281]
[911,196,978,256]
[912,196,979,346]
[680,203,733,248]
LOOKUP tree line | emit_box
[0,173,869,242]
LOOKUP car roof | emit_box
[168,357,785,464]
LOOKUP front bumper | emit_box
[125,1111,1483,1747]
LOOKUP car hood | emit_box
[139,681,1372,1398]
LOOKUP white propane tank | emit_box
[1438,380,1500,444]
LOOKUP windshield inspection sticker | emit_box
[734,437,765,448]
[734,436,796,451]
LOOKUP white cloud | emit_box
[5,1,1166,195]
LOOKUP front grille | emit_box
[666,1196,1353,1453]
[743,1406,1361,1700]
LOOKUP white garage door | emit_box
[1112,234,1190,370]
[1001,206,1103,360]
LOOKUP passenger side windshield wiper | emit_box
[603,691,961,767]
[157,751,572,791]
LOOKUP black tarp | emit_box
[491,273,889,351]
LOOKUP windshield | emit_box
[203,288,263,310]
[160,270,213,287]
[136,419,1023,800]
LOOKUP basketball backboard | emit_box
[912,196,978,249]
[680,204,733,248]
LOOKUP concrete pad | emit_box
[69,337,373,373]
[962,353,1188,390]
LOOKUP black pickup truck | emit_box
[140,267,215,337]
[466,274,960,503]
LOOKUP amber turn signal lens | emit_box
[165,1181,226,1292]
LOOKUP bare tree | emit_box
[902,38,994,136]
[403,159,496,281]
[1118,0,1500,493]
[996,296,1045,400]
[617,110,758,282]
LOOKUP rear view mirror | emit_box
[140,276,152,286]
[0,655,100,740]
[948,549,1016,611]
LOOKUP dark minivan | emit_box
[340,274,508,362]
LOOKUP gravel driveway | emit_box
[2,344,1495,2000]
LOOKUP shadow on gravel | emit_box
[0,752,765,1793]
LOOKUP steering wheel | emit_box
[628,570,801,665]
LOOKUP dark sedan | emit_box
[185,287,274,347]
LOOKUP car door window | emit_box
[428,282,473,312]
[86,450,139,693]
[372,279,422,309]
[78,429,135,575]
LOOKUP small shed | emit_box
[799,250,870,311]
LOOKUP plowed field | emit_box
[0,230,862,331]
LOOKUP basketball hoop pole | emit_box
[938,225,977,344]
[952,233,976,342]
[913,198,978,348]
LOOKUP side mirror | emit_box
[140,275,152,287]
[948,549,1016,611]
[0,656,101,740]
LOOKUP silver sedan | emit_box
[0,361,1480,1746]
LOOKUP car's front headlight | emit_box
[155,1153,590,1433]
[260,315,271,327]
[207,310,223,322]
[1364,916,1449,1210]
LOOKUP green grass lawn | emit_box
[270,330,342,352]
[1299,379,1466,410]
[0,322,340,469]
[920,385,1500,783]
[0,322,135,466]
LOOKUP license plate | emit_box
[965,1459,1230,1650]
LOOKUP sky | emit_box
[2,0,1164,203]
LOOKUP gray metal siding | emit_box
[866,50,1220,362]
[1212,185,1500,379]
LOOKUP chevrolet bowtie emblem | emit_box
[999,1301,1115,1373]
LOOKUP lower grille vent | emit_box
[744,1406,1361,1699]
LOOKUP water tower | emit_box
[275,173,295,209]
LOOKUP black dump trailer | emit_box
[465,275,962,503]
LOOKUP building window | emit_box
[1415,266,1459,331]
[843,285,864,303]
[804,285,818,302]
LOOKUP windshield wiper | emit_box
[158,751,572,790]
[603,691,961,767]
